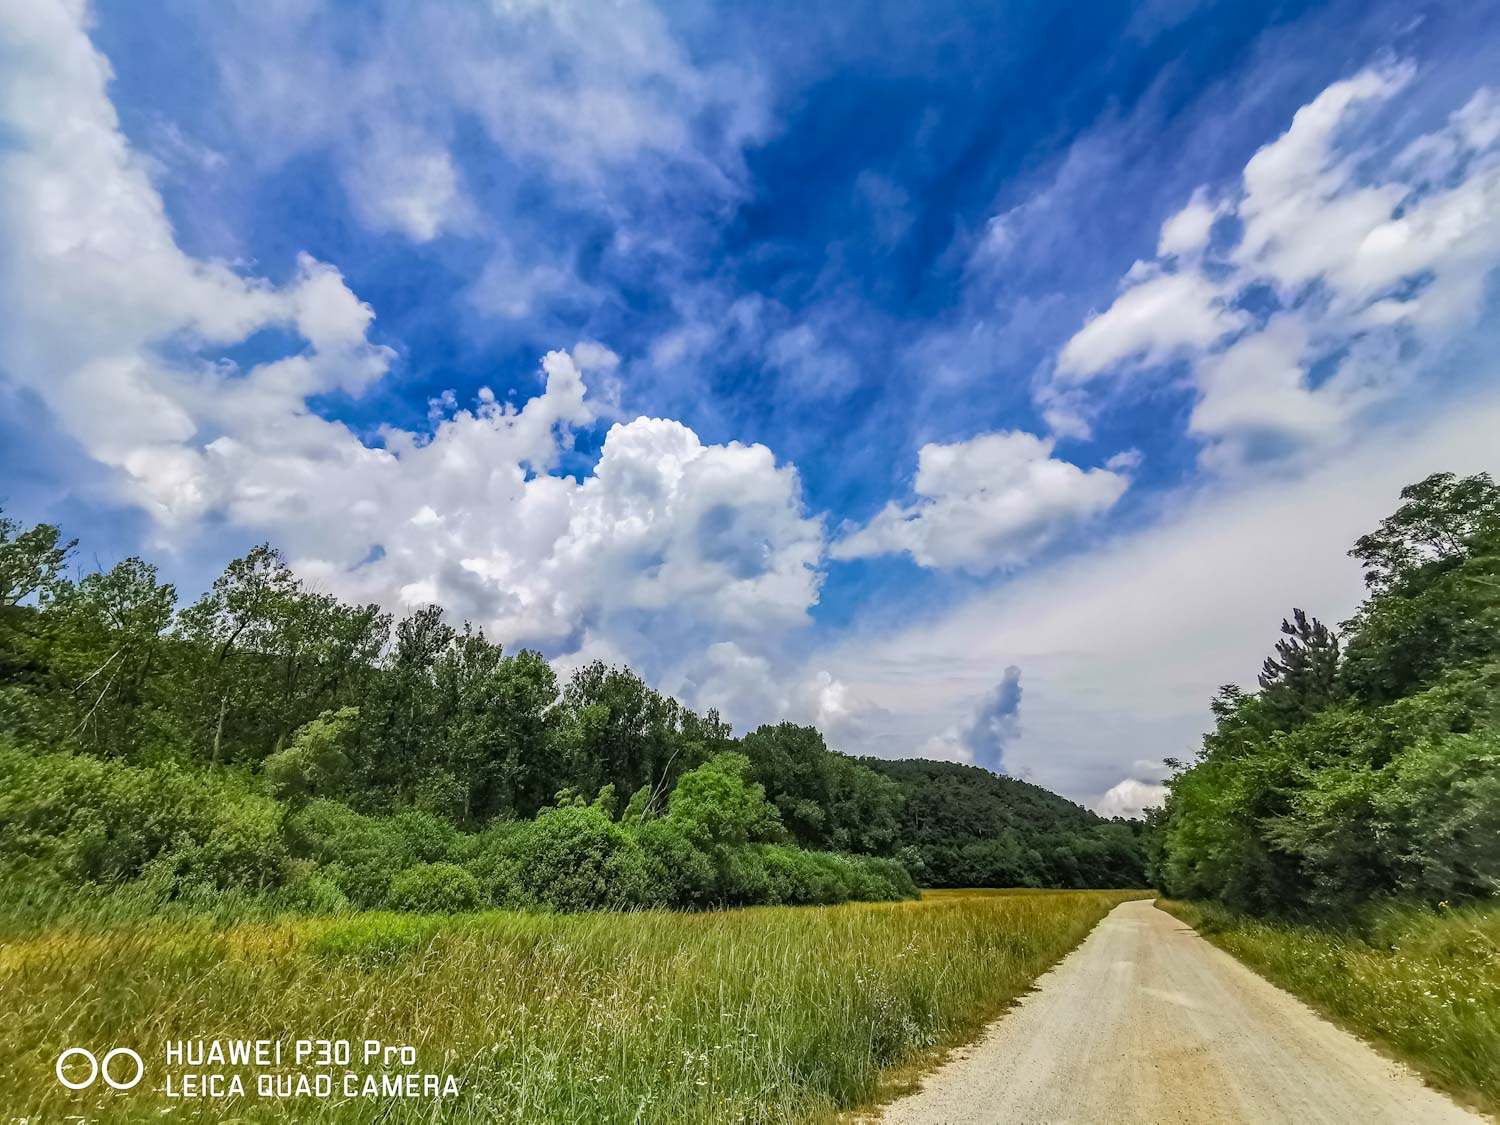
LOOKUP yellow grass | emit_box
[0,889,1146,1122]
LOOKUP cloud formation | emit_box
[0,0,818,713]
[814,384,1500,812]
[1051,62,1500,467]
[922,666,1024,772]
[831,432,1130,572]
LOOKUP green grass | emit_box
[1159,898,1500,1117]
[0,888,1146,1122]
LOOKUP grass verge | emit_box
[1158,898,1500,1118]
[1,888,1145,1123]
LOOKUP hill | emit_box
[864,758,1145,888]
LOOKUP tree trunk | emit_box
[212,691,228,764]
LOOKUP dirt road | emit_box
[881,898,1484,1124]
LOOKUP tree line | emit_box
[1152,472,1500,916]
[0,514,1143,917]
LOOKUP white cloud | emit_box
[1156,186,1219,258]
[0,0,821,713]
[812,383,1500,806]
[344,123,469,242]
[1093,779,1168,819]
[211,0,768,246]
[1048,63,1500,466]
[1055,268,1246,381]
[832,431,1130,572]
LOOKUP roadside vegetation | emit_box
[1150,472,1500,1114]
[1151,472,1500,916]
[1159,898,1500,1116]
[0,888,1147,1123]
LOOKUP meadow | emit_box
[1159,899,1500,1117]
[0,888,1146,1123]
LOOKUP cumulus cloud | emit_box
[831,432,1130,572]
[1055,268,1246,381]
[1156,186,1220,258]
[1093,778,1168,819]
[1049,62,1500,467]
[0,0,821,711]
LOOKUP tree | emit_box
[1350,471,1500,592]
[0,511,75,611]
[0,512,76,689]
[1256,609,1343,731]
[43,558,177,754]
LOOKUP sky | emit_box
[3,0,1500,816]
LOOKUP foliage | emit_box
[1155,471,1500,916]
[0,505,1143,920]
[385,862,483,913]
[0,742,288,892]
[864,758,1147,889]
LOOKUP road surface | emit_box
[881,898,1484,1124]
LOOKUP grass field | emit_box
[1159,898,1500,1117]
[0,888,1146,1123]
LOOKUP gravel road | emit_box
[880,898,1485,1124]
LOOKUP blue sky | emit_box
[3,0,1500,812]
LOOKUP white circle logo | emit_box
[56,1047,144,1090]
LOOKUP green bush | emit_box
[716,844,772,905]
[461,819,528,907]
[388,809,461,864]
[510,805,649,912]
[261,708,357,803]
[385,862,483,913]
[0,744,287,890]
[285,801,405,908]
[632,818,716,907]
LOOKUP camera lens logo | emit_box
[56,1047,144,1091]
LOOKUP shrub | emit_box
[274,861,351,914]
[666,753,783,849]
[632,818,715,907]
[462,819,529,907]
[261,708,357,802]
[388,809,461,864]
[285,801,405,908]
[0,744,287,889]
[154,797,290,890]
[385,863,483,913]
[510,805,648,912]
[716,844,772,906]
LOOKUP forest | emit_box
[1153,471,1500,916]
[0,511,1143,919]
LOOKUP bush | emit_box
[261,708,357,802]
[716,844,772,905]
[462,819,529,907]
[275,862,351,914]
[285,800,406,908]
[385,863,483,913]
[633,818,716,908]
[509,805,649,912]
[388,809,461,864]
[0,744,288,890]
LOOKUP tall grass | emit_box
[0,889,1144,1123]
[1159,898,1500,1116]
